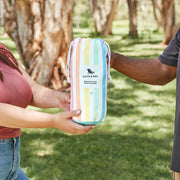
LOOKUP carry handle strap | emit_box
[66,41,73,84]
[104,41,112,81]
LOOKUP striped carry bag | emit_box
[66,38,112,125]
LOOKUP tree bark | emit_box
[89,0,119,36]
[151,0,162,30]
[161,0,175,44]
[151,0,175,45]
[127,0,138,37]
[0,0,73,90]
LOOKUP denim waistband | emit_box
[0,137,20,143]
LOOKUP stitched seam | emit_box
[7,138,16,180]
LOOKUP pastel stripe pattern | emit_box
[93,88,99,121]
[75,38,82,122]
[89,39,94,122]
[84,38,90,65]
[84,88,90,122]
[70,38,110,125]
[99,39,107,121]
[79,38,86,122]
[70,38,79,115]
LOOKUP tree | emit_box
[0,0,74,90]
[127,0,138,38]
[151,0,162,30]
[89,0,119,36]
[152,0,175,44]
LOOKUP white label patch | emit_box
[80,65,102,88]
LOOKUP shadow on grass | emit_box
[107,87,141,117]
[107,74,149,117]
[20,129,173,180]
[73,30,163,55]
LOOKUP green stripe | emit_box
[93,88,99,121]
[94,39,99,65]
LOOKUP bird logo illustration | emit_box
[87,69,95,74]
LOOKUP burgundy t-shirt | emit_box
[0,44,32,139]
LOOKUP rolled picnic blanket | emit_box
[66,38,112,125]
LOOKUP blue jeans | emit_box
[0,137,29,180]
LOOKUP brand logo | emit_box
[82,67,98,85]
[87,69,95,74]
[83,68,97,78]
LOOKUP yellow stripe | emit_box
[84,38,90,65]
[84,88,90,121]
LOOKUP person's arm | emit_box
[18,65,70,111]
[9,65,95,135]
[110,52,177,85]
[0,103,94,135]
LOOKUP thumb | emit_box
[63,110,81,119]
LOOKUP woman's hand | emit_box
[53,110,95,135]
[56,92,70,111]
[19,65,71,110]
[0,103,95,135]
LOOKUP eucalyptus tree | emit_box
[0,0,74,89]
[152,0,175,44]
[89,0,119,36]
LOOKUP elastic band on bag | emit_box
[104,41,112,81]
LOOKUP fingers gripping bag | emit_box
[66,38,112,125]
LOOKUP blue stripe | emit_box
[99,39,107,122]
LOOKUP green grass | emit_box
[0,27,176,180]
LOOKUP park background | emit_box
[0,0,180,179]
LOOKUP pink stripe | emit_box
[70,40,75,111]
[75,38,82,122]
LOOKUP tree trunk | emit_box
[151,0,163,30]
[162,0,175,44]
[127,0,138,37]
[151,0,175,45]
[0,0,73,90]
[89,0,119,36]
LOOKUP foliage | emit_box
[73,0,92,28]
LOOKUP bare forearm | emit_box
[30,84,61,108]
[18,65,69,109]
[0,103,94,135]
[111,52,176,85]
[0,103,54,128]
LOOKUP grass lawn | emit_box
[0,26,176,180]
